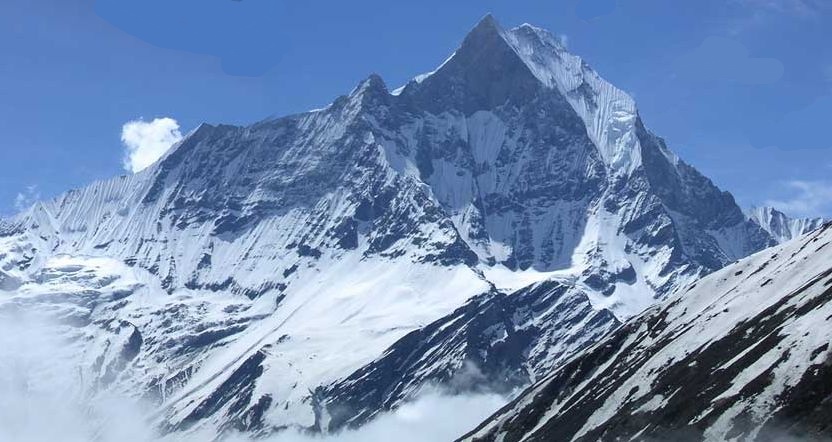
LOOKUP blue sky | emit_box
[2,0,831,217]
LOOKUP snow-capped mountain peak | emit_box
[747,205,825,244]
[0,15,781,439]
[403,15,643,176]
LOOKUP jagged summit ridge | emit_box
[395,15,643,175]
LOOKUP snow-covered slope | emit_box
[320,281,620,431]
[748,206,825,244]
[0,15,776,438]
[463,222,832,442]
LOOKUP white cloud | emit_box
[0,311,157,442]
[13,185,40,212]
[764,180,832,218]
[725,0,830,35]
[121,117,183,173]
[735,0,828,17]
[227,390,506,442]
[0,307,508,442]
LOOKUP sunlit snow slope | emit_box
[0,15,776,437]
[463,222,832,442]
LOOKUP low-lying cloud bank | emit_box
[258,392,505,442]
[0,310,505,442]
[0,311,154,442]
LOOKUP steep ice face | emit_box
[505,24,644,176]
[748,206,826,244]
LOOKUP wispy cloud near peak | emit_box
[121,117,183,173]
[764,180,832,218]
[13,185,40,213]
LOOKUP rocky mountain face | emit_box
[748,206,825,244]
[462,222,832,442]
[0,15,776,438]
